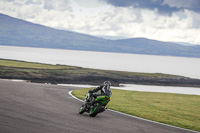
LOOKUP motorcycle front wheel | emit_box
[79,105,85,114]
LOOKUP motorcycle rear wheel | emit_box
[89,102,101,117]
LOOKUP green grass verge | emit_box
[0,59,181,78]
[72,88,200,132]
[0,59,76,69]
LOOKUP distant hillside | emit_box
[0,13,200,58]
[0,13,106,50]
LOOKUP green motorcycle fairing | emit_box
[95,96,110,105]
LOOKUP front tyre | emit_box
[79,105,85,114]
[89,102,101,117]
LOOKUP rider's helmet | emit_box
[103,81,111,86]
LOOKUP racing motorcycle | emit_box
[79,93,110,117]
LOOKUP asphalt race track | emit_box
[0,79,198,133]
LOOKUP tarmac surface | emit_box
[0,79,198,133]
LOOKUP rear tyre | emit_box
[89,102,101,117]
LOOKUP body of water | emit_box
[58,84,200,96]
[0,45,200,79]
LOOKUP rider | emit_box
[87,81,112,104]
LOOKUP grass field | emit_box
[72,88,200,132]
[0,59,76,69]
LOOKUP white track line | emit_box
[68,91,84,102]
[68,90,199,133]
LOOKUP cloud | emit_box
[69,5,200,44]
[100,0,200,14]
[0,0,74,24]
[163,0,200,11]
[43,0,72,12]
[0,0,200,45]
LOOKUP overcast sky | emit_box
[1,0,200,45]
